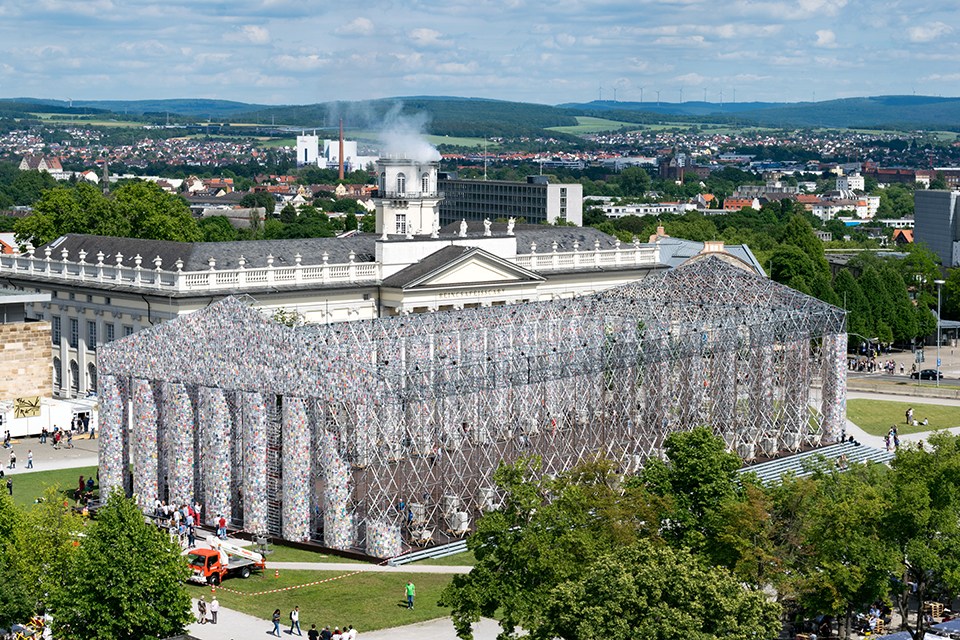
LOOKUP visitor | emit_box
[345,625,357,640]
[271,609,282,637]
[2,430,9,449]
[40,427,47,444]
[210,596,219,624]
[405,580,416,609]
[331,627,341,640]
[6,477,11,496]
[197,596,207,624]
[308,624,320,640]
[26,449,32,469]
[9,449,15,469]
[321,626,332,640]
[290,606,302,635]
[218,514,227,538]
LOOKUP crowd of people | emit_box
[154,500,209,548]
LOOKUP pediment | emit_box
[382,246,544,290]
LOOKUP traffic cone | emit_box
[275,569,280,578]
[211,585,215,594]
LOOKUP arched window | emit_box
[421,174,429,194]
[53,357,61,390]
[87,363,97,394]
[69,360,79,396]
[396,173,406,194]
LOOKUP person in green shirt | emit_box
[405,581,416,609]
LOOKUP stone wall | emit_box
[0,321,52,400]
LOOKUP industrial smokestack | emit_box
[339,119,344,181]
[102,159,109,196]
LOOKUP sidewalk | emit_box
[186,599,502,640]
[1,433,98,475]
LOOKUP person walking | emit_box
[26,449,32,469]
[9,449,15,469]
[197,596,207,624]
[271,609,281,637]
[6,477,11,496]
[290,606,302,635]
[405,580,416,610]
[308,624,320,640]
[40,427,47,444]
[209,596,219,624]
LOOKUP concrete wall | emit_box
[0,321,52,400]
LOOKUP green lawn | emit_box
[847,399,960,436]
[246,544,363,564]
[186,569,453,631]
[6,465,99,507]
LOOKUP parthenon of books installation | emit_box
[97,257,846,557]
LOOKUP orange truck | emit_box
[186,535,265,585]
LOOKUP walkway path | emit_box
[186,598,502,640]
[1,433,98,475]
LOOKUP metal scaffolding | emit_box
[97,257,846,557]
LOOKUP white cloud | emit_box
[433,61,479,74]
[907,21,952,43]
[271,54,330,71]
[919,73,960,82]
[674,72,706,85]
[409,28,451,47]
[335,17,374,36]
[224,25,271,45]
[556,33,576,46]
[814,29,837,47]
[654,35,705,46]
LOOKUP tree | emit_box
[344,211,358,231]
[541,540,781,640]
[833,269,873,340]
[638,426,744,551]
[782,466,895,640]
[779,214,828,276]
[0,492,31,631]
[617,167,651,196]
[884,433,960,640]
[50,492,192,640]
[439,457,668,640]
[279,203,298,224]
[198,215,238,242]
[112,181,201,242]
[770,244,818,285]
[239,191,275,216]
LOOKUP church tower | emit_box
[373,157,442,236]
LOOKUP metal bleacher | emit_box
[387,538,469,567]
[740,440,895,485]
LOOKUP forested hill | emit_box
[565,95,960,129]
[232,98,584,139]
[0,98,274,118]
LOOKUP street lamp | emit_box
[936,279,945,388]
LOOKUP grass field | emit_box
[6,464,99,507]
[186,569,453,631]
[847,399,960,436]
[548,116,639,135]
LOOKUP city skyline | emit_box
[0,0,957,107]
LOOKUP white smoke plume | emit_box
[378,103,441,163]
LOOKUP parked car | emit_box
[910,369,943,380]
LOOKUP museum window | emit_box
[87,363,97,394]
[422,174,429,193]
[52,316,61,345]
[87,321,97,349]
[69,360,79,395]
[69,319,78,349]
[397,173,406,194]
[53,357,61,389]
[395,213,406,235]
[123,325,133,337]
[106,323,115,343]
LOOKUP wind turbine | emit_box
[613,87,617,102]
[703,87,708,102]
[733,87,736,103]
[719,89,724,106]
[656,89,662,106]
[598,82,603,102]
[679,86,684,103]
[638,86,645,103]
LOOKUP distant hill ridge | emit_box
[3,94,960,130]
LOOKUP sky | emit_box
[0,0,958,107]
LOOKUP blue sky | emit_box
[0,0,957,106]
